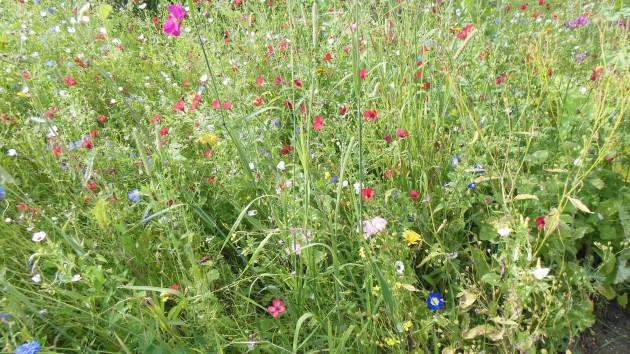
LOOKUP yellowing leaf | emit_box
[513,194,539,201]
[463,325,501,340]
[568,196,593,214]
[399,283,420,292]
[458,290,477,310]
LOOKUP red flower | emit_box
[294,79,302,87]
[384,135,392,144]
[396,128,410,138]
[90,130,98,139]
[22,71,30,80]
[279,145,294,155]
[340,105,348,116]
[151,114,161,123]
[312,115,324,131]
[152,16,159,24]
[275,76,283,85]
[204,149,214,158]
[496,74,507,85]
[45,106,59,119]
[52,146,62,155]
[82,139,93,150]
[253,97,264,106]
[88,180,97,191]
[363,109,377,122]
[181,80,190,87]
[521,3,528,11]
[174,100,186,112]
[423,82,431,90]
[255,75,264,87]
[535,216,545,230]
[212,99,221,110]
[97,115,106,124]
[223,101,233,110]
[384,169,394,179]
[359,67,367,80]
[591,66,604,81]
[409,190,420,199]
[547,68,553,77]
[323,52,332,63]
[361,187,375,201]
[64,76,77,86]
[160,127,169,136]
[284,100,293,110]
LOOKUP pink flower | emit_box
[362,216,388,239]
[163,4,186,37]
[361,187,374,201]
[267,299,286,318]
[363,109,377,122]
[293,79,302,88]
[174,100,186,112]
[384,135,392,144]
[409,190,420,199]
[64,76,77,86]
[359,67,367,80]
[312,115,324,131]
[223,101,233,110]
[212,99,221,110]
[255,75,264,86]
[396,128,410,138]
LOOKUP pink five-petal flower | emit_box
[312,115,324,131]
[163,4,186,37]
[267,298,286,318]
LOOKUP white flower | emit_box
[580,86,588,95]
[71,274,81,282]
[497,226,511,237]
[7,149,17,157]
[276,161,286,171]
[531,259,550,280]
[342,180,348,188]
[247,210,258,216]
[32,274,42,283]
[395,261,405,274]
[32,231,47,242]
[248,162,255,170]
[138,3,147,9]
[199,74,208,83]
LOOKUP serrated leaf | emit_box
[568,196,593,214]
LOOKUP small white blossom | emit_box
[32,231,47,242]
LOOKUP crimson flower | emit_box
[361,187,375,201]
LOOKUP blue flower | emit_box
[472,164,485,175]
[16,341,41,354]
[426,292,444,311]
[467,182,477,190]
[0,185,5,199]
[128,189,141,203]
[331,175,338,184]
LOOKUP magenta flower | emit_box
[163,4,186,37]
[267,299,286,318]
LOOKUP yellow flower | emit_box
[384,337,400,346]
[359,247,366,258]
[198,133,218,145]
[403,320,413,332]
[403,229,421,246]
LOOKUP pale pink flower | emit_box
[267,298,286,318]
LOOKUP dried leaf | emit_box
[458,290,477,310]
[463,325,499,340]
[399,283,420,292]
[568,196,593,214]
[513,194,539,201]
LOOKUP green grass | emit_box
[1,0,629,353]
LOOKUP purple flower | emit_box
[575,52,589,65]
[128,189,141,203]
[575,16,588,27]
[163,4,186,37]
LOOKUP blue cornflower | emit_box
[467,182,477,190]
[128,189,141,203]
[271,118,281,127]
[426,292,444,311]
[0,185,5,199]
[46,59,56,67]
[16,341,41,354]
[331,175,338,184]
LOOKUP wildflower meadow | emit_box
[1,0,629,353]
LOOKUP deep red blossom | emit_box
[160,127,169,136]
[496,74,507,85]
[409,190,420,199]
[340,105,348,116]
[279,145,294,155]
[384,135,392,144]
[88,180,97,191]
[294,79,302,87]
[174,100,186,112]
[536,216,545,230]
[359,67,367,80]
[323,52,332,63]
[361,187,375,201]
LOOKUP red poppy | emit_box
[409,190,420,199]
[212,99,221,110]
[423,82,431,90]
[294,79,302,87]
[82,139,93,150]
[88,180,97,191]
[521,3,528,11]
[340,105,348,116]
[151,114,161,123]
[204,149,214,158]
[384,169,394,179]
[22,71,30,80]
[361,187,375,201]
[275,76,283,85]
[323,52,332,63]
[97,115,106,124]
[384,135,392,144]
[160,127,169,136]
[253,97,264,106]
[90,130,98,139]
[52,146,62,155]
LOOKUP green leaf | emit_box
[618,293,628,309]
[481,272,500,285]
[97,4,113,20]
[568,197,593,214]
[614,252,630,284]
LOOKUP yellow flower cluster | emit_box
[198,133,218,145]
[403,229,421,246]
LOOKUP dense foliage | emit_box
[0,0,629,353]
